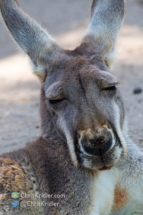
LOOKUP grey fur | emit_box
[0,0,60,68]
[82,0,124,68]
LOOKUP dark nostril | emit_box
[82,135,112,156]
[83,145,101,156]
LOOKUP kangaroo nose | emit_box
[82,134,113,156]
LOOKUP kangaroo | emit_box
[0,0,143,214]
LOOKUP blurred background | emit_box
[0,0,143,154]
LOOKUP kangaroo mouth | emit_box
[98,165,113,171]
[77,133,123,171]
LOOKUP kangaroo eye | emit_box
[49,99,64,105]
[104,86,116,91]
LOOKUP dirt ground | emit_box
[0,0,143,154]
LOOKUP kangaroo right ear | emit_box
[81,0,124,69]
[0,0,61,81]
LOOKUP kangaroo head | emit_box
[1,0,126,171]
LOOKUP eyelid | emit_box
[47,95,64,101]
[101,82,119,90]
[49,98,64,105]
[103,86,117,91]
[45,86,64,101]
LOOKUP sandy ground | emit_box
[0,0,143,154]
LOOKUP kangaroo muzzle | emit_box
[78,127,114,157]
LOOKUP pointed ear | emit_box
[0,0,61,81]
[81,0,124,69]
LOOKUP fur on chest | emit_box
[88,169,119,215]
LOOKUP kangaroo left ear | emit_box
[0,0,62,82]
[80,0,124,69]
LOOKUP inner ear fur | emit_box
[0,0,62,81]
[80,0,124,69]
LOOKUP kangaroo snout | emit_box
[78,127,122,170]
[85,135,113,156]
[79,127,114,156]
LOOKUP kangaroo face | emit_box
[0,0,125,170]
[43,54,126,170]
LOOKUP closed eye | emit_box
[49,99,64,105]
[104,86,116,91]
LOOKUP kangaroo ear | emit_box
[81,0,124,69]
[0,0,61,81]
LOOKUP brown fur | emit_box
[0,137,92,214]
[0,149,44,214]
[113,186,128,210]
